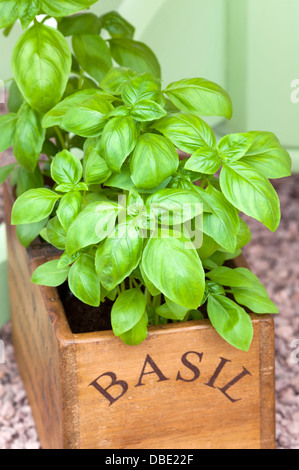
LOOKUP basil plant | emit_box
[0,2,291,351]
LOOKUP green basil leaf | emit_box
[196,233,220,260]
[223,267,277,314]
[220,161,280,231]
[217,133,255,163]
[12,23,72,114]
[41,0,98,17]
[45,216,66,250]
[57,93,113,138]
[0,1,19,28]
[121,73,161,105]
[18,0,40,29]
[72,34,112,83]
[83,139,111,185]
[66,202,119,255]
[231,288,279,314]
[11,188,61,224]
[104,163,134,191]
[156,297,189,321]
[240,131,292,178]
[206,266,257,289]
[142,232,205,309]
[119,312,148,345]
[57,191,82,230]
[207,294,253,351]
[15,166,44,197]
[68,253,101,307]
[139,263,160,296]
[111,288,147,336]
[236,218,251,249]
[13,103,45,172]
[0,164,17,185]
[42,89,114,130]
[154,113,216,154]
[58,13,101,36]
[100,116,138,173]
[193,185,239,253]
[31,259,70,287]
[100,67,135,95]
[130,100,166,122]
[51,150,82,186]
[16,217,48,248]
[7,81,23,113]
[146,188,203,224]
[185,148,221,174]
[131,133,179,190]
[109,38,161,78]
[164,78,232,118]
[0,113,18,152]
[101,11,135,39]
[96,222,143,291]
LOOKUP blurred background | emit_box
[1,0,299,170]
[0,0,299,449]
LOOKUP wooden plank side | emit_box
[3,183,79,449]
[259,316,276,449]
[75,319,262,449]
[4,186,63,449]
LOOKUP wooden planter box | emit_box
[3,183,276,449]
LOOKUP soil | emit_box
[57,282,112,333]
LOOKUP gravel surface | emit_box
[0,150,298,448]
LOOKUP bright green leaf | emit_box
[13,103,45,172]
[72,34,112,83]
[217,133,255,162]
[11,188,61,225]
[31,259,70,287]
[57,191,82,230]
[164,78,233,118]
[207,294,253,351]
[100,116,138,173]
[12,23,72,113]
[66,201,119,255]
[220,161,281,231]
[95,221,143,291]
[119,311,148,345]
[16,218,48,248]
[154,113,216,154]
[111,288,147,336]
[241,131,292,179]
[131,133,179,190]
[0,164,17,185]
[142,232,205,309]
[130,100,166,122]
[0,113,18,153]
[68,253,101,307]
[109,38,161,78]
[185,148,221,174]
[51,150,82,185]
[41,0,98,17]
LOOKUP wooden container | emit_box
[3,183,276,449]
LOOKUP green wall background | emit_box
[0,0,299,171]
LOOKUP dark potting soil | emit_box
[57,282,113,334]
[57,281,209,335]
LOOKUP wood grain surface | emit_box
[4,182,275,449]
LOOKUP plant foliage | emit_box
[0,4,291,350]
